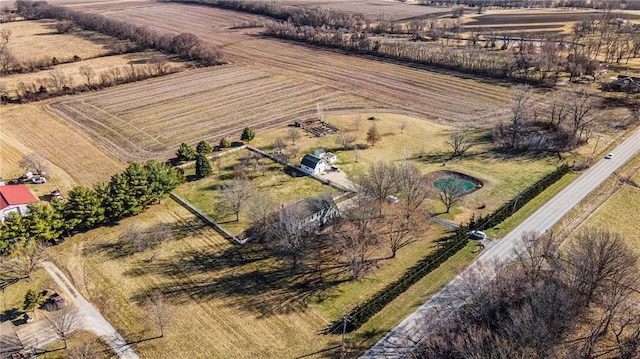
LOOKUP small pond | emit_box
[433,177,476,193]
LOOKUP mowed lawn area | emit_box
[580,154,640,260]
[174,148,338,236]
[40,198,474,358]
[252,113,572,225]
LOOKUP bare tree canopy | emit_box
[0,243,48,287]
[335,132,356,150]
[434,177,466,213]
[19,152,47,174]
[445,129,474,157]
[145,291,170,338]
[356,162,398,202]
[218,179,255,221]
[416,229,640,359]
[48,308,82,349]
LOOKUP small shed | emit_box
[321,152,337,163]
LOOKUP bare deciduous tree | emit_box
[352,116,362,131]
[287,127,301,145]
[78,65,95,87]
[264,204,313,270]
[48,308,82,349]
[446,129,474,157]
[19,152,47,174]
[219,179,255,222]
[332,219,378,280]
[382,206,412,258]
[356,162,398,203]
[0,243,48,285]
[495,85,534,149]
[335,132,356,150]
[68,340,99,359]
[145,291,169,338]
[395,161,430,219]
[434,177,466,213]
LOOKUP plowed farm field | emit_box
[50,2,513,162]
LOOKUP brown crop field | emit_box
[47,1,514,162]
[0,103,125,192]
[462,8,640,34]
[275,0,449,20]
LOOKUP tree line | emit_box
[171,0,640,86]
[0,160,181,257]
[4,59,180,104]
[415,229,640,359]
[417,0,640,10]
[16,1,225,65]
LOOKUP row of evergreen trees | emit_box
[0,160,181,256]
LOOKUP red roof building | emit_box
[0,185,38,221]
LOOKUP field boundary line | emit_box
[169,192,248,244]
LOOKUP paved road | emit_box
[41,262,140,359]
[362,127,640,358]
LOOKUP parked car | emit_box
[604,153,614,159]
[46,293,67,310]
[385,195,399,204]
[7,178,23,185]
[469,230,487,240]
[32,176,46,184]
[50,189,63,200]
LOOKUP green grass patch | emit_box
[489,172,577,238]
[174,149,335,236]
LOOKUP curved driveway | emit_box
[362,127,640,358]
[41,262,140,359]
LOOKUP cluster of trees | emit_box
[0,160,181,257]
[16,1,225,65]
[494,85,597,151]
[253,161,431,279]
[417,0,640,10]
[415,229,640,359]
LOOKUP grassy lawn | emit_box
[175,148,337,236]
[0,270,54,322]
[0,197,470,359]
[40,331,114,359]
[488,172,578,238]
[577,154,640,258]
[252,113,569,225]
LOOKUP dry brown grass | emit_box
[0,103,125,193]
[3,19,114,63]
[41,198,450,358]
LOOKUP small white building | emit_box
[0,184,38,221]
[300,154,327,175]
[321,152,337,163]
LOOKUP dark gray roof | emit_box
[301,154,322,168]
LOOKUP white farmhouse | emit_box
[300,154,327,175]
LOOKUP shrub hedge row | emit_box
[469,164,570,231]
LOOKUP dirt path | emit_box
[41,262,140,359]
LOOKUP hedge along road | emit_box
[362,126,640,358]
[41,262,140,359]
